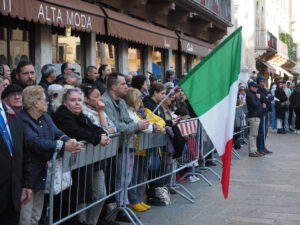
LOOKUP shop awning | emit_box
[258,60,276,74]
[177,33,214,57]
[0,0,105,34]
[103,7,178,50]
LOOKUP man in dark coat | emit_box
[0,72,32,224]
[256,75,273,154]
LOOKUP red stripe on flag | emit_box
[185,123,189,136]
[220,138,233,199]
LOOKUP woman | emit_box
[290,82,300,133]
[275,81,288,134]
[19,85,83,225]
[124,88,165,212]
[82,85,116,134]
[143,83,181,205]
[52,87,111,225]
[131,75,148,98]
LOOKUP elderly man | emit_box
[0,72,32,224]
[39,64,57,91]
[2,84,23,111]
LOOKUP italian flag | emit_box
[179,27,242,199]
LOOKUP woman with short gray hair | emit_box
[19,85,83,225]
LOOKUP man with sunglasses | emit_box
[55,62,75,85]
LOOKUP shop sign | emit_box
[37,3,92,29]
[1,0,12,13]
[186,43,194,53]
[164,39,171,48]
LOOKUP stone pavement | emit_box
[125,132,300,225]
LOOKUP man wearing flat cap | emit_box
[2,84,23,111]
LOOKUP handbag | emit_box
[280,101,288,108]
[44,158,72,195]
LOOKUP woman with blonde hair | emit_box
[123,88,165,212]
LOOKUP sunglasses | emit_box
[67,68,76,72]
[66,88,82,95]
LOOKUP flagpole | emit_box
[147,85,177,120]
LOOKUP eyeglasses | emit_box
[67,68,76,72]
[7,92,22,97]
[37,97,49,103]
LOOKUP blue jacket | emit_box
[21,111,70,190]
[246,91,262,118]
[257,86,274,114]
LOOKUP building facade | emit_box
[233,0,296,85]
[0,0,233,81]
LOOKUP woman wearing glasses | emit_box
[19,85,84,225]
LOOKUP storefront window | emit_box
[152,49,162,80]
[172,52,177,75]
[52,28,81,72]
[96,42,116,71]
[10,28,30,69]
[192,55,201,68]
[0,27,7,65]
[181,54,187,75]
[128,48,142,75]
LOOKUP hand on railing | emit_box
[139,119,150,130]
[100,133,111,146]
[172,116,181,126]
[65,139,84,153]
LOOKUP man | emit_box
[55,62,75,84]
[2,64,11,79]
[14,61,36,89]
[82,65,103,90]
[125,74,132,87]
[165,70,178,86]
[0,73,32,224]
[64,73,80,87]
[97,64,112,94]
[256,75,273,155]
[246,82,263,157]
[2,84,23,111]
[39,64,57,91]
[283,81,292,132]
[102,72,149,223]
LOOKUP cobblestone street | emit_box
[131,132,300,225]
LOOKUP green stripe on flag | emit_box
[179,27,242,117]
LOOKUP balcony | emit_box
[192,0,232,23]
[256,30,295,71]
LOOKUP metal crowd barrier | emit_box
[46,109,249,225]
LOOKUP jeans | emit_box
[271,103,277,130]
[257,113,269,153]
[284,110,289,132]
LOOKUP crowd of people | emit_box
[0,62,198,225]
[242,72,300,158]
[1,61,299,225]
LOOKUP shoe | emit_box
[129,203,147,212]
[115,212,131,223]
[98,218,120,225]
[249,152,260,157]
[264,148,273,154]
[186,176,199,183]
[234,143,241,149]
[140,202,151,209]
[168,188,177,195]
[147,197,166,206]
